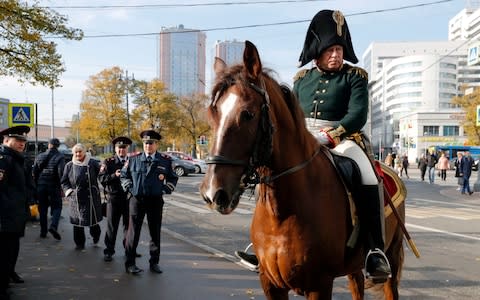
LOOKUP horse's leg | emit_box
[304,277,334,300]
[383,225,404,300]
[347,271,365,300]
[259,271,289,300]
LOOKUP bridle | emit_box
[206,75,320,187]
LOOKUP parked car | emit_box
[165,151,207,174]
[25,140,72,162]
[162,153,196,177]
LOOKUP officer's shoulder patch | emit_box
[106,157,115,162]
[346,64,368,80]
[293,69,309,82]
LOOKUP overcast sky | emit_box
[0,0,469,127]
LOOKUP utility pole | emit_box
[51,87,55,138]
[122,70,134,138]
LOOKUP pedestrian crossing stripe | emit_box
[8,103,34,127]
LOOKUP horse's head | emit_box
[199,41,280,214]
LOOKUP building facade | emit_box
[214,39,244,65]
[158,24,206,97]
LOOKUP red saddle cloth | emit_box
[374,160,403,207]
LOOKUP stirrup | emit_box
[365,248,392,283]
[234,243,259,272]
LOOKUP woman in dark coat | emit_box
[61,143,102,249]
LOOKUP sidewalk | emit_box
[10,214,266,300]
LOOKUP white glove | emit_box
[314,131,331,146]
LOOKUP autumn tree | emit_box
[130,79,179,148]
[0,0,83,87]
[452,88,480,145]
[77,67,127,147]
[176,93,210,157]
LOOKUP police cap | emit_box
[111,136,132,148]
[140,130,162,142]
[0,125,30,141]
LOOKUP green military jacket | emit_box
[293,63,368,137]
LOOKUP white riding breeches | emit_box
[305,118,378,185]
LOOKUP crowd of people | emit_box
[0,126,178,300]
[384,149,476,195]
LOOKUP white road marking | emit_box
[407,223,480,241]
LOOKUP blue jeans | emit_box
[37,184,63,234]
[461,176,472,194]
[427,167,435,183]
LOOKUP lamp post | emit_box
[120,70,134,138]
[51,87,55,138]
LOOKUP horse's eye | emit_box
[240,110,255,122]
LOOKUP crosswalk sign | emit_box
[8,103,34,127]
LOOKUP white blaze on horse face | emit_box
[205,91,239,201]
[215,91,239,151]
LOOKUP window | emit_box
[423,126,439,136]
[443,126,459,136]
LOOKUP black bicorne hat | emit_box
[298,10,358,67]
[0,125,30,141]
[140,130,162,142]
[111,136,133,147]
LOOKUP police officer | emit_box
[0,126,34,299]
[120,130,178,275]
[33,138,65,240]
[99,136,132,262]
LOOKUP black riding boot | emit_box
[359,185,391,283]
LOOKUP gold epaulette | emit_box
[346,65,368,80]
[293,69,309,82]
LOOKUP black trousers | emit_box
[124,196,164,267]
[38,184,63,234]
[0,233,20,291]
[103,194,129,255]
[73,224,101,247]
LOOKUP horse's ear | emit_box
[243,40,262,79]
[214,57,227,76]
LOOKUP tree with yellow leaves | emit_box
[452,88,480,145]
[0,0,83,87]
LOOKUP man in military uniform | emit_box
[99,136,133,262]
[0,126,33,299]
[120,130,178,275]
[236,9,391,282]
[33,138,65,240]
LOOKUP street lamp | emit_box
[120,70,134,138]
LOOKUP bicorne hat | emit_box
[298,10,358,67]
[0,125,30,141]
[140,130,162,142]
[111,136,133,148]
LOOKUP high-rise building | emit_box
[158,24,206,97]
[0,98,9,130]
[214,39,244,65]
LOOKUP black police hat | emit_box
[298,10,358,67]
[140,130,162,142]
[111,136,132,148]
[49,138,60,147]
[0,125,30,141]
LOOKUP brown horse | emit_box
[199,40,405,300]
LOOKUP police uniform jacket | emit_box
[99,156,128,199]
[61,155,102,226]
[0,145,30,234]
[293,63,368,137]
[33,148,65,186]
[120,152,178,198]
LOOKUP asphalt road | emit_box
[10,166,480,299]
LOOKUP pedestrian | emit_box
[99,136,135,262]
[459,151,474,195]
[120,130,178,275]
[235,9,391,281]
[61,143,102,250]
[454,152,464,190]
[418,153,427,181]
[0,126,35,298]
[426,151,437,184]
[394,156,402,176]
[400,154,409,179]
[384,153,393,168]
[33,138,65,240]
[437,153,449,181]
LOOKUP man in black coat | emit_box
[120,130,178,275]
[99,136,133,262]
[33,138,65,240]
[0,126,33,299]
